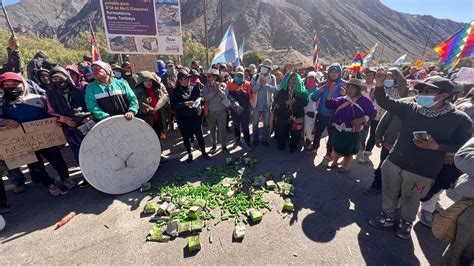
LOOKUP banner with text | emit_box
[100,0,183,55]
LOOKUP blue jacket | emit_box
[310,63,343,116]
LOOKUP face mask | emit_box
[234,76,244,85]
[124,72,131,76]
[384,80,395,88]
[260,67,269,75]
[4,87,22,101]
[306,79,317,89]
[53,81,69,91]
[416,95,436,108]
[114,72,122,79]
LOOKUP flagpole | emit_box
[220,0,223,37]
[1,0,15,36]
[204,0,209,69]
[421,17,436,60]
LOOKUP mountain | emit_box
[0,0,465,63]
[0,0,88,37]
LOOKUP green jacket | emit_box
[85,78,139,120]
[133,71,169,125]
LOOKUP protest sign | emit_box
[128,55,158,73]
[454,67,474,84]
[79,116,161,195]
[22,118,67,151]
[100,0,183,55]
[0,126,37,169]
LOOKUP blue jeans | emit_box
[252,109,270,142]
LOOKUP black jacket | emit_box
[274,89,308,119]
[171,84,201,119]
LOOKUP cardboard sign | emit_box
[128,55,158,73]
[0,126,37,169]
[454,67,474,84]
[22,118,67,151]
[79,116,161,194]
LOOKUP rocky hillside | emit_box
[0,0,464,62]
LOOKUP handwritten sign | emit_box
[454,67,474,84]
[23,118,67,151]
[79,116,161,194]
[0,126,37,169]
[128,55,157,73]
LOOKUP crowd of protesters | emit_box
[0,35,473,261]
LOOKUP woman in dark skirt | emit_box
[326,79,377,173]
[274,72,308,152]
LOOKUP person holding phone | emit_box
[369,73,472,240]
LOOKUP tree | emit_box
[243,51,267,66]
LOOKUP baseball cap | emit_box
[414,76,455,94]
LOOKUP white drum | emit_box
[79,116,161,194]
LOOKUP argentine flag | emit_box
[211,25,239,66]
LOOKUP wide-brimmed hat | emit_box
[344,78,367,91]
[261,59,273,69]
[206,69,219,76]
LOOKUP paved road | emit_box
[0,128,451,264]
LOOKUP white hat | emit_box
[91,61,113,76]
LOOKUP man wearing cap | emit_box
[121,62,137,89]
[191,59,207,85]
[171,69,211,162]
[0,72,74,197]
[369,73,472,240]
[85,61,138,121]
[251,59,277,146]
[228,66,253,151]
[203,68,229,153]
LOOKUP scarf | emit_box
[418,102,455,118]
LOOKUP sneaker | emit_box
[63,178,76,190]
[186,153,193,163]
[418,210,433,228]
[363,184,381,195]
[234,139,242,147]
[78,180,90,188]
[242,143,252,152]
[369,211,395,228]
[13,185,26,194]
[0,202,12,214]
[49,184,63,197]
[209,145,217,153]
[396,220,413,239]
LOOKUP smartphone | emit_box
[413,131,429,141]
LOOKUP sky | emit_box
[2,0,473,23]
[381,0,473,23]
